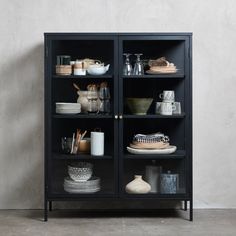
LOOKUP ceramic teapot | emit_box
[82,58,101,69]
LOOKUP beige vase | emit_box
[125,175,151,194]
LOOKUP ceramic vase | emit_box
[125,175,151,194]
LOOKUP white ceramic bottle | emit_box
[125,175,151,194]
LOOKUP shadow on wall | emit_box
[0,44,44,209]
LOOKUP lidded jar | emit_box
[87,84,98,113]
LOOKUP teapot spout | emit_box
[105,64,110,72]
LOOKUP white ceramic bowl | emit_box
[68,162,93,182]
[87,64,110,75]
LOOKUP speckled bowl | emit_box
[126,98,153,115]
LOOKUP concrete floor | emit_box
[0,210,236,236]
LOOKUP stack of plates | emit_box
[64,177,101,193]
[127,132,177,155]
[146,64,177,74]
[56,103,81,114]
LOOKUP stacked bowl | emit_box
[56,103,81,114]
[64,162,101,193]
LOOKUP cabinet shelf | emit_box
[122,74,184,79]
[123,113,185,119]
[122,193,187,199]
[53,74,113,79]
[53,114,113,119]
[124,150,186,159]
[52,153,113,160]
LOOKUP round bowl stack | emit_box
[68,162,93,182]
[56,103,81,114]
[64,162,101,193]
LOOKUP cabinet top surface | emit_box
[44,32,192,37]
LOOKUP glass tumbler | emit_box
[123,53,133,75]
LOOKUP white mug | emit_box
[74,68,86,76]
[160,102,176,115]
[159,91,175,102]
[91,132,104,156]
[155,102,162,114]
[173,102,181,114]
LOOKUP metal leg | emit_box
[184,200,187,211]
[44,200,48,222]
[189,200,193,221]
[49,201,52,212]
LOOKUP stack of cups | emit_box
[156,91,181,115]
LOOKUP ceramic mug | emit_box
[159,90,175,102]
[74,68,86,76]
[91,131,104,156]
[155,102,162,114]
[172,102,182,114]
[160,102,176,115]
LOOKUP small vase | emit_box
[125,175,151,194]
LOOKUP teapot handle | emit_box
[94,60,101,64]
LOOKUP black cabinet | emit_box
[44,33,192,221]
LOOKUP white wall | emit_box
[0,0,236,209]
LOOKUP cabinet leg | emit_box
[44,200,48,222]
[49,201,52,212]
[184,200,187,211]
[189,200,193,221]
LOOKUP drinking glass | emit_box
[123,53,133,75]
[61,137,73,154]
[99,87,111,114]
[133,53,144,75]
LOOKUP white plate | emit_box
[126,145,177,155]
[56,109,81,114]
[64,187,101,193]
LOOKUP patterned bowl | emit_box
[68,162,93,182]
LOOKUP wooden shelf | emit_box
[123,113,185,119]
[122,74,184,79]
[53,114,113,119]
[52,153,113,160]
[53,74,113,79]
[124,150,186,159]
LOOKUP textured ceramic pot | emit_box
[125,175,151,194]
[126,98,153,115]
[77,91,88,112]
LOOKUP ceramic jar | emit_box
[77,91,88,112]
[125,175,151,194]
[160,171,179,194]
[145,165,162,193]
[77,90,101,113]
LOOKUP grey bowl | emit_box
[126,98,153,115]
